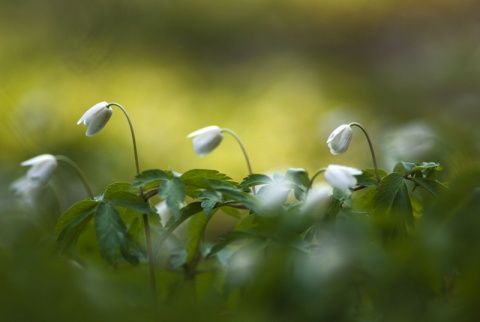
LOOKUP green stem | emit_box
[307,168,326,194]
[221,128,256,194]
[221,128,253,175]
[108,102,156,299]
[108,103,141,176]
[55,155,94,199]
[350,122,381,182]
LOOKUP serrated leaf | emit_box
[373,173,414,236]
[94,202,128,264]
[206,231,254,258]
[121,216,146,265]
[285,168,310,201]
[158,177,186,219]
[55,199,98,251]
[285,168,309,187]
[107,190,156,215]
[185,212,212,265]
[409,177,447,198]
[207,179,262,214]
[181,169,234,198]
[240,174,273,189]
[198,190,223,216]
[393,161,417,175]
[356,169,380,187]
[104,182,132,200]
[131,169,169,189]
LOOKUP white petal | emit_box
[326,124,353,155]
[302,185,333,217]
[77,101,109,125]
[192,130,224,156]
[324,164,362,196]
[326,124,349,144]
[85,107,113,136]
[187,125,221,138]
[21,154,56,166]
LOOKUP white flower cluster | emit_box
[10,154,58,204]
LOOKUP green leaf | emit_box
[416,162,442,179]
[198,190,223,216]
[409,177,447,198]
[285,168,310,201]
[206,231,256,258]
[207,179,262,214]
[373,173,414,236]
[240,174,273,189]
[55,199,98,251]
[181,169,234,198]
[355,169,381,187]
[158,177,186,219]
[154,202,204,255]
[131,169,169,189]
[94,202,128,264]
[285,168,309,187]
[106,190,156,215]
[393,161,417,176]
[185,212,212,265]
[104,182,132,200]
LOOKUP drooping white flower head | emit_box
[326,124,353,155]
[187,125,224,157]
[77,101,113,136]
[258,181,290,210]
[302,184,333,218]
[324,164,362,196]
[21,154,58,187]
[10,176,45,205]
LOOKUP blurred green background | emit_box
[1,0,480,319]
[2,0,479,188]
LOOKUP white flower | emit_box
[326,124,353,155]
[187,125,224,157]
[21,154,58,187]
[324,164,362,196]
[258,182,290,210]
[77,101,113,136]
[10,176,45,205]
[302,185,333,218]
[155,201,172,227]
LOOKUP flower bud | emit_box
[187,126,224,157]
[21,154,58,186]
[324,164,362,196]
[326,124,353,155]
[77,101,113,136]
[302,185,333,219]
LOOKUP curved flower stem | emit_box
[107,102,157,299]
[108,103,141,176]
[55,155,94,199]
[306,168,326,194]
[349,122,381,182]
[221,128,256,194]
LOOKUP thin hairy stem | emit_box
[107,102,157,298]
[221,128,256,194]
[108,103,141,176]
[350,122,381,182]
[307,168,326,194]
[55,155,94,199]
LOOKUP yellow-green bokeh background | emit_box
[1,1,480,320]
[2,0,479,214]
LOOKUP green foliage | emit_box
[94,202,128,264]
[373,172,414,237]
[55,199,98,252]
[16,130,480,321]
